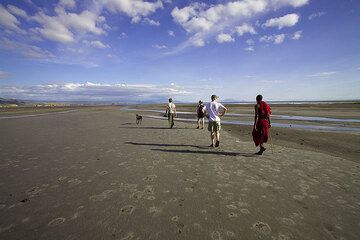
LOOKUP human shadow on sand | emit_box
[125,141,208,149]
[151,148,255,157]
[119,126,190,129]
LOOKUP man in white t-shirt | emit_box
[165,98,176,128]
[203,95,227,147]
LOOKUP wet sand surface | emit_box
[1,108,360,240]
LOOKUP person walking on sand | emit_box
[252,94,272,155]
[196,100,205,129]
[165,98,177,128]
[204,95,227,147]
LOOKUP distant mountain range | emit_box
[0,98,26,105]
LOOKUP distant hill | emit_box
[0,98,26,105]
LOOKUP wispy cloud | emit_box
[0,70,10,79]
[152,44,168,49]
[260,34,285,44]
[142,17,160,26]
[263,13,300,30]
[168,30,175,37]
[216,33,235,43]
[0,82,192,102]
[308,11,326,20]
[307,71,337,78]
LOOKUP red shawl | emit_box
[259,100,271,117]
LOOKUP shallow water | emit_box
[140,114,360,133]
[123,108,360,124]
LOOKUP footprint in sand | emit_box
[0,224,15,233]
[144,185,155,195]
[171,216,179,222]
[48,217,66,227]
[277,233,291,240]
[293,195,305,201]
[26,186,43,197]
[226,231,235,237]
[149,206,162,217]
[67,178,82,185]
[131,191,144,200]
[240,209,250,214]
[58,176,68,181]
[226,204,237,210]
[119,232,135,240]
[143,175,157,182]
[211,231,222,240]
[96,171,108,176]
[281,218,295,226]
[89,190,114,202]
[228,212,238,218]
[120,205,135,215]
[252,222,271,235]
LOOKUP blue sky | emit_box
[0,0,359,102]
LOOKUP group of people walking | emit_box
[165,94,272,155]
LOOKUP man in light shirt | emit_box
[204,95,227,147]
[165,98,177,128]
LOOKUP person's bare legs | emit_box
[201,118,204,129]
[215,130,220,147]
[210,131,215,147]
[197,118,200,128]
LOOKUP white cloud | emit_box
[271,0,309,8]
[292,30,302,40]
[7,4,28,18]
[170,0,308,51]
[235,24,256,36]
[274,34,285,44]
[308,72,337,78]
[101,0,163,23]
[152,44,167,49]
[0,82,191,102]
[0,70,10,79]
[263,13,299,29]
[216,33,234,43]
[246,39,255,45]
[59,0,76,9]
[244,46,254,51]
[0,37,56,60]
[143,17,160,26]
[119,32,128,39]
[259,34,285,44]
[83,40,109,49]
[30,6,105,43]
[191,37,205,47]
[0,4,25,33]
[308,11,326,20]
[168,30,175,37]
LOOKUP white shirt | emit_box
[204,101,225,122]
[167,102,176,114]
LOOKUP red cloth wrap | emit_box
[252,119,269,146]
[259,101,271,117]
[252,101,271,146]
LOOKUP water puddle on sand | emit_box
[138,114,360,133]
[122,108,360,123]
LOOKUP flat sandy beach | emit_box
[0,106,360,239]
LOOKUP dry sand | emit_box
[0,107,359,239]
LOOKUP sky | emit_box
[0,0,359,103]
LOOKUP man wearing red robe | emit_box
[252,95,272,155]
